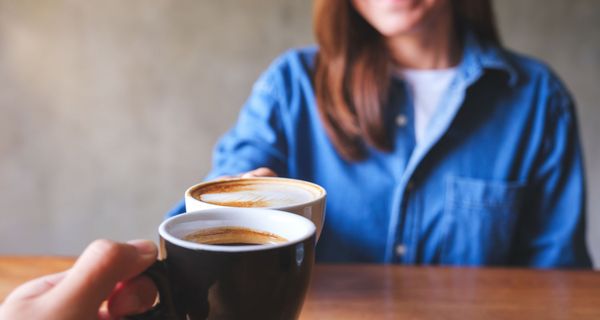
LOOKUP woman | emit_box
[170,0,592,267]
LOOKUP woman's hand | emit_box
[217,167,278,180]
[0,239,158,320]
[239,167,278,178]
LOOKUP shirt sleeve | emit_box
[205,65,289,181]
[511,79,592,268]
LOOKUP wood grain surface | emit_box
[300,265,600,319]
[1,257,599,319]
[0,256,74,301]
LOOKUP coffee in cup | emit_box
[185,177,326,239]
[183,226,287,246]
[125,208,315,320]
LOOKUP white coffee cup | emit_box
[184,177,326,239]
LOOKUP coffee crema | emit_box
[183,226,287,246]
[193,180,318,208]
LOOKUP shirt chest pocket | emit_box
[441,176,526,265]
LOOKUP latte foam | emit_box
[198,183,317,208]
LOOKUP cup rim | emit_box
[184,177,326,211]
[159,208,316,252]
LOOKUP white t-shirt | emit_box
[399,68,457,144]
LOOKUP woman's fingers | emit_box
[214,167,278,181]
[240,167,278,178]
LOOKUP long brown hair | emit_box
[313,0,500,161]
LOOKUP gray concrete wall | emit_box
[0,0,313,255]
[0,0,598,266]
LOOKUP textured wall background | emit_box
[0,0,598,266]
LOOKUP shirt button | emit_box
[395,114,408,127]
[395,244,407,257]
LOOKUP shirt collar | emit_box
[459,29,519,87]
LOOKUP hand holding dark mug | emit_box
[0,240,158,319]
[126,208,316,320]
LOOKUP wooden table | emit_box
[1,257,599,319]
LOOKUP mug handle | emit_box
[123,260,179,320]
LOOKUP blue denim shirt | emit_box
[169,32,592,268]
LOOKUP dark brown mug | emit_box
[125,208,316,320]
